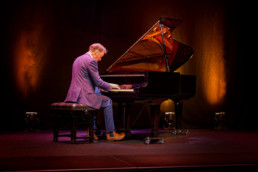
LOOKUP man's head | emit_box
[89,43,107,62]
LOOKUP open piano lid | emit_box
[106,18,193,73]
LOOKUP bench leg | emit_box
[88,116,94,143]
[54,128,58,142]
[53,117,59,142]
[71,118,77,144]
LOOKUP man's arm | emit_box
[88,60,120,90]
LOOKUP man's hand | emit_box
[110,83,120,89]
[120,84,132,89]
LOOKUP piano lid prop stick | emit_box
[159,19,170,72]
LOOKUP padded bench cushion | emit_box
[51,102,96,111]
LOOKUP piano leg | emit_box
[149,103,161,137]
[144,102,164,144]
[117,102,132,136]
[173,99,188,135]
[174,100,183,129]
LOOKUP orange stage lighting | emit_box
[13,25,45,98]
[200,18,226,105]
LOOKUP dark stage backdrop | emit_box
[1,0,256,131]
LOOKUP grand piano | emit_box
[101,18,196,137]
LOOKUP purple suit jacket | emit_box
[64,53,110,109]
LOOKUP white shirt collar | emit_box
[87,52,93,59]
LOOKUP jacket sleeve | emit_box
[88,60,110,91]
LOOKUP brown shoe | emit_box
[106,131,126,141]
[87,130,99,140]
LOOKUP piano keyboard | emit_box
[109,89,135,92]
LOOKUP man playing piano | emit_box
[64,43,126,141]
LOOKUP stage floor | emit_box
[0,129,258,171]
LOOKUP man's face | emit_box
[93,50,105,62]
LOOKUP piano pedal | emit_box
[144,137,164,144]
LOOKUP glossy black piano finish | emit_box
[102,71,196,100]
[101,18,196,137]
[138,71,196,100]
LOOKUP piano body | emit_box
[101,18,196,136]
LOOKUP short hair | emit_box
[89,43,107,54]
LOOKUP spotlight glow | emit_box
[14,25,45,98]
[200,18,226,105]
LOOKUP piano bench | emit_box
[50,102,98,144]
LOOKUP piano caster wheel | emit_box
[172,129,189,135]
[144,137,151,144]
[160,137,165,144]
[144,137,164,144]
